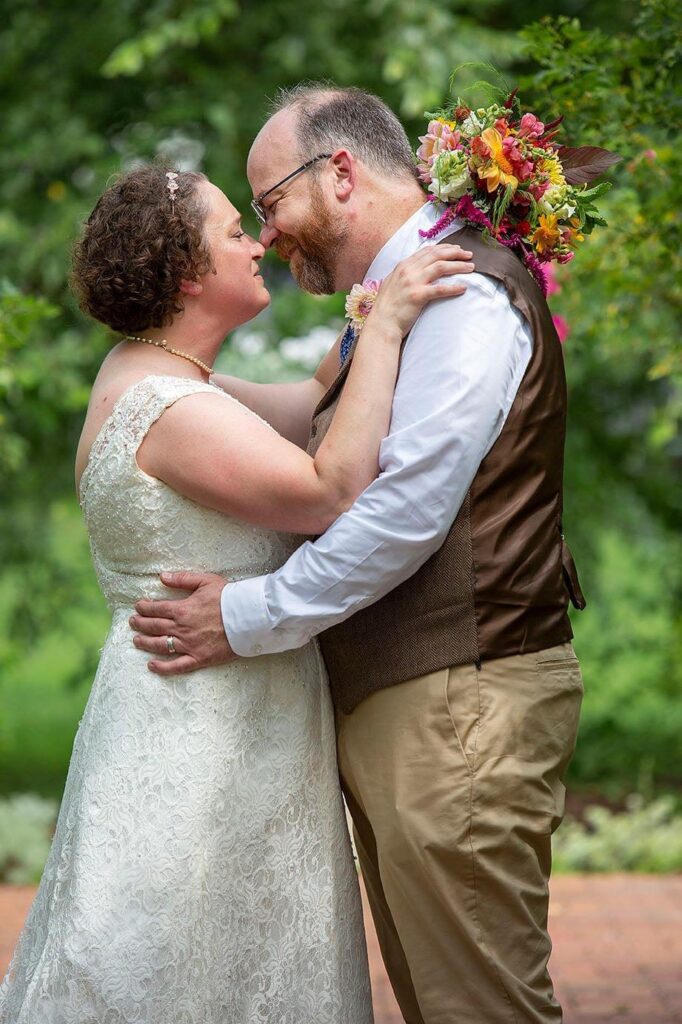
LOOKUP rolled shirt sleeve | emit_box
[221,270,533,657]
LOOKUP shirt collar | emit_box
[365,201,464,281]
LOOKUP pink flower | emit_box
[517,112,545,139]
[529,179,551,201]
[471,134,491,159]
[546,267,570,341]
[416,120,462,181]
[501,136,534,182]
[552,314,569,343]
[544,263,560,296]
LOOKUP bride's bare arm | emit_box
[208,376,328,450]
[138,244,473,534]
[210,330,347,448]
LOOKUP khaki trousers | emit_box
[336,643,583,1024]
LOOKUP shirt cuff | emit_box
[220,577,273,657]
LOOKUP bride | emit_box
[0,165,472,1024]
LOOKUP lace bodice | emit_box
[79,375,295,608]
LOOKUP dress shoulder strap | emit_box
[79,374,223,506]
[116,374,222,442]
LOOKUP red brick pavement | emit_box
[1,876,681,1023]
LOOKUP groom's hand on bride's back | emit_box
[130,572,235,675]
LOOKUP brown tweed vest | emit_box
[307,225,585,714]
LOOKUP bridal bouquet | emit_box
[415,83,619,292]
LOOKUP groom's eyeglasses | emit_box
[250,154,332,225]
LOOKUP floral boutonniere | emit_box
[344,278,382,331]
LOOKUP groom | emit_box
[132,85,586,1023]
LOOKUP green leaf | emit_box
[492,181,515,230]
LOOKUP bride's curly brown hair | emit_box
[71,166,214,334]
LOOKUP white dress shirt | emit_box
[220,202,533,656]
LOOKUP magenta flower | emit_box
[522,249,549,295]
[552,314,569,343]
[454,194,495,233]
[517,112,545,139]
[418,205,460,239]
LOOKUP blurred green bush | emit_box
[0,0,679,805]
[3,791,680,882]
[0,794,58,884]
[552,795,682,873]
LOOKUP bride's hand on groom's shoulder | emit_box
[370,243,474,338]
[130,571,236,675]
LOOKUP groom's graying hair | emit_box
[269,83,419,183]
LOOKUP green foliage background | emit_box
[0,0,680,803]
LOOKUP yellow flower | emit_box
[538,156,566,188]
[531,213,561,254]
[475,127,518,194]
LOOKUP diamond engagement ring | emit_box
[166,636,177,656]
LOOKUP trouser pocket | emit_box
[445,663,481,774]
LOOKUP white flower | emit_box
[344,278,382,329]
[540,185,575,220]
[555,202,577,220]
[460,112,484,137]
[427,151,470,201]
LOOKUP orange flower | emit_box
[530,213,561,254]
[569,217,585,243]
[475,127,518,194]
[562,218,585,250]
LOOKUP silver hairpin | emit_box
[166,171,179,213]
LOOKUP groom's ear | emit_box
[330,149,355,202]
[179,278,203,296]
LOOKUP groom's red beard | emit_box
[275,186,348,295]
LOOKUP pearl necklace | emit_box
[125,335,214,377]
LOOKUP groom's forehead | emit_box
[247,112,299,192]
[248,152,289,195]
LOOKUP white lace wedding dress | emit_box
[0,375,373,1024]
